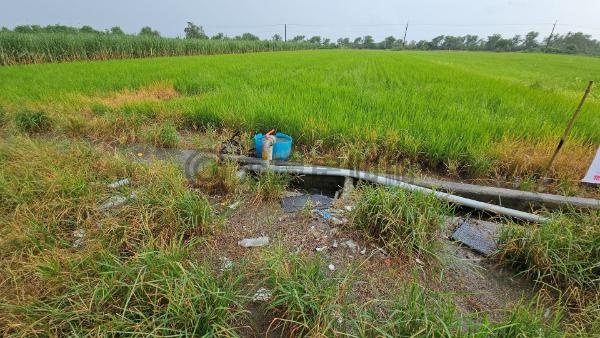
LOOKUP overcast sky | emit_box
[2,0,600,41]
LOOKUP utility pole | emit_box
[545,21,557,52]
[284,24,287,42]
[402,22,409,47]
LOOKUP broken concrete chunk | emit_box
[451,219,501,256]
[220,256,233,272]
[238,236,270,248]
[107,178,130,189]
[281,194,334,213]
[341,239,359,253]
[72,229,86,248]
[99,193,136,211]
[252,288,272,302]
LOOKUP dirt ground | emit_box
[203,193,538,336]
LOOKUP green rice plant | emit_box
[14,110,51,133]
[174,191,216,235]
[90,102,111,116]
[145,122,179,148]
[251,170,290,202]
[174,78,218,96]
[351,186,453,257]
[260,246,351,336]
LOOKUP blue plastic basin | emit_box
[254,132,293,160]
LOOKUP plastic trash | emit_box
[238,236,270,247]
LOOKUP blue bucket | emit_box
[254,132,293,160]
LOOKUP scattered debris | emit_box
[238,236,270,248]
[344,205,354,212]
[328,264,336,271]
[252,288,272,302]
[228,201,241,210]
[220,256,233,272]
[107,178,130,189]
[315,246,328,252]
[99,193,136,211]
[281,194,334,213]
[72,229,86,248]
[341,239,359,253]
[451,219,501,256]
[415,258,425,266]
[332,240,338,248]
[360,248,367,255]
[340,177,355,199]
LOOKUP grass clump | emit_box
[1,242,247,336]
[146,122,179,148]
[14,110,51,133]
[351,186,452,257]
[260,247,350,336]
[497,211,600,292]
[251,170,290,202]
[496,211,600,331]
[175,191,216,235]
[195,160,242,195]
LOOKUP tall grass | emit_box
[0,32,318,65]
[351,186,453,257]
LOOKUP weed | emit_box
[0,107,6,126]
[251,170,290,202]
[497,210,600,291]
[496,210,600,331]
[174,78,217,96]
[195,160,242,195]
[14,110,51,133]
[353,281,467,337]
[490,300,564,338]
[146,122,179,148]
[351,186,452,257]
[174,191,216,235]
[1,242,247,336]
[260,247,351,336]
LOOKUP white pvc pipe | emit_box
[244,164,549,223]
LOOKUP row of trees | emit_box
[3,23,600,56]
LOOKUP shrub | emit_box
[351,186,452,257]
[14,110,51,133]
[90,102,111,116]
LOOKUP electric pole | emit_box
[402,22,409,47]
[284,24,287,42]
[545,21,557,52]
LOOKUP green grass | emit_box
[497,210,600,331]
[0,50,598,179]
[14,110,52,133]
[351,186,453,257]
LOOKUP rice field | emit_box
[1,49,600,336]
[0,50,599,180]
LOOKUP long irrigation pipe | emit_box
[243,164,549,223]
